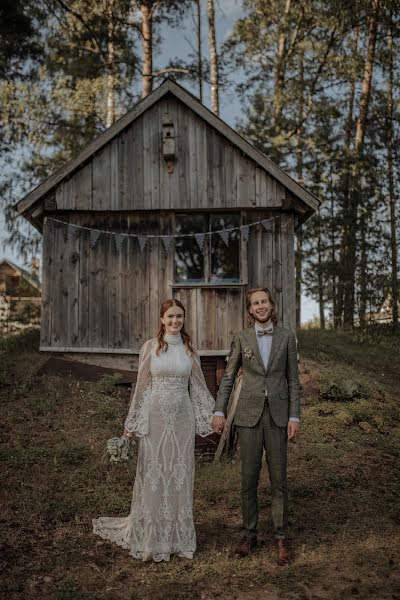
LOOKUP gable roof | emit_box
[14,78,320,221]
[0,258,41,291]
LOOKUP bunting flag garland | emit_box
[261,219,273,233]
[161,235,173,255]
[240,224,250,242]
[137,235,148,253]
[67,223,76,242]
[46,215,288,256]
[89,229,101,249]
[218,229,230,247]
[114,233,126,253]
[194,232,206,254]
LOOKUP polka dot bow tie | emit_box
[257,327,273,336]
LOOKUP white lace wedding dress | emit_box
[92,334,215,562]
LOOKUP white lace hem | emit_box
[92,518,195,562]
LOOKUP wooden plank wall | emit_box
[41,213,173,353]
[40,210,295,354]
[53,94,287,213]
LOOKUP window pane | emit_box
[210,214,240,282]
[175,214,206,283]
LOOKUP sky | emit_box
[0,0,320,325]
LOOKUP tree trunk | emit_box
[335,28,359,329]
[274,0,291,127]
[141,1,153,98]
[106,0,116,128]
[196,0,203,102]
[342,0,379,329]
[295,45,304,328]
[386,19,398,326]
[207,0,219,114]
[358,211,367,328]
[316,209,325,329]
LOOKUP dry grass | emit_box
[1,328,400,599]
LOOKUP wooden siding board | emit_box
[206,125,215,208]
[282,214,295,331]
[78,229,89,348]
[110,139,119,210]
[178,102,190,209]
[108,239,119,349]
[40,220,53,348]
[67,227,80,347]
[224,142,236,207]
[195,118,207,209]
[92,145,111,210]
[72,162,92,210]
[187,112,198,208]
[51,226,68,347]
[273,216,283,325]
[167,97,180,210]
[150,107,160,209]
[143,112,152,208]
[132,118,144,209]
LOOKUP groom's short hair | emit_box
[246,287,278,325]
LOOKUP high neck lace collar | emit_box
[164,333,183,345]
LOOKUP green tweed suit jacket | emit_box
[215,325,300,428]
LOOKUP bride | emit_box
[92,299,215,562]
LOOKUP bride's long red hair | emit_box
[156,299,195,356]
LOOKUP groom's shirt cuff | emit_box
[289,417,300,422]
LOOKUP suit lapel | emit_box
[243,327,265,372]
[266,326,284,373]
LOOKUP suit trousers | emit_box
[237,403,288,540]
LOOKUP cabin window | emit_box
[175,214,206,283]
[174,213,240,284]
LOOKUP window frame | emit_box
[173,211,247,288]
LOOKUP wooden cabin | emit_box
[14,79,319,385]
[0,258,41,330]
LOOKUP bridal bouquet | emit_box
[106,436,136,463]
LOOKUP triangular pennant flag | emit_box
[114,233,125,253]
[240,225,250,242]
[161,235,173,255]
[194,232,206,253]
[67,223,78,242]
[137,235,148,253]
[89,229,101,249]
[261,219,273,233]
[218,229,230,247]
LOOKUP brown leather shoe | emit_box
[276,539,290,565]
[234,535,257,556]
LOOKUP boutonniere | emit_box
[243,347,253,360]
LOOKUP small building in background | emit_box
[14,79,319,389]
[0,258,41,332]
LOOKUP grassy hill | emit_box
[1,328,399,600]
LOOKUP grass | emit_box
[0,327,400,599]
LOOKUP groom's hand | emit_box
[212,415,226,434]
[287,420,300,441]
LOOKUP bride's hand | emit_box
[123,429,135,439]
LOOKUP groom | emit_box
[212,287,300,565]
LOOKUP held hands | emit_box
[287,420,300,441]
[123,429,135,439]
[212,415,226,434]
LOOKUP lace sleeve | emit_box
[124,339,154,437]
[189,349,215,437]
